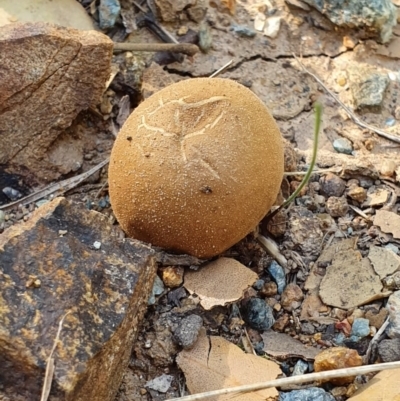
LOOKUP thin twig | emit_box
[348,205,371,221]
[293,54,400,144]
[166,361,400,401]
[209,60,233,78]
[257,234,288,267]
[113,42,199,56]
[40,312,70,401]
[0,158,109,212]
[283,168,340,176]
[364,317,390,364]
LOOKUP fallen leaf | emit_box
[374,210,400,239]
[348,368,400,401]
[0,0,94,30]
[319,249,383,309]
[184,257,258,310]
[177,328,281,400]
[368,246,400,279]
[261,330,319,361]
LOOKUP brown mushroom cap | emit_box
[108,78,284,258]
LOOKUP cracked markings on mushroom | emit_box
[138,96,228,179]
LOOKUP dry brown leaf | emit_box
[184,258,257,310]
[368,246,400,279]
[348,368,400,401]
[261,330,319,361]
[177,328,281,400]
[374,210,400,239]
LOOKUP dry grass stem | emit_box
[293,54,400,144]
[257,234,288,267]
[166,361,400,401]
[113,42,199,56]
[40,312,70,401]
[0,158,109,212]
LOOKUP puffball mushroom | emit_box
[109,78,284,258]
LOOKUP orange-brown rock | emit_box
[0,22,113,183]
[0,198,157,401]
[314,347,362,385]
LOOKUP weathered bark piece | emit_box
[0,22,113,182]
[0,197,157,401]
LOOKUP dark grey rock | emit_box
[320,173,346,197]
[378,338,400,362]
[242,298,275,331]
[302,0,396,43]
[280,387,335,401]
[174,315,203,349]
[348,66,389,110]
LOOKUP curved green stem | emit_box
[265,103,322,222]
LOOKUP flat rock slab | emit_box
[0,22,113,183]
[0,197,157,401]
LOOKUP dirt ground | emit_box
[1,0,400,400]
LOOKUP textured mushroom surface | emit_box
[109,78,284,258]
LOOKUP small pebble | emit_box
[93,241,101,250]
[387,290,400,338]
[2,186,22,201]
[260,281,278,297]
[378,338,400,362]
[173,314,203,349]
[320,173,346,197]
[292,359,309,376]
[267,261,286,294]
[380,160,396,177]
[58,230,68,236]
[98,0,121,29]
[0,210,5,224]
[385,243,399,254]
[242,298,275,331]
[145,374,173,393]
[347,186,367,202]
[280,387,335,401]
[351,318,370,338]
[281,283,304,312]
[231,24,256,37]
[148,275,165,305]
[325,197,349,217]
[253,279,265,291]
[333,138,353,155]
[385,116,396,127]
[162,266,184,288]
[36,199,49,208]
[314,347,362,385]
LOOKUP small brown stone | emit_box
[260,281,278,297]
[326,196,349,217]
[365,308,388,329]
[347,186,367,202]
[281,283,304,312]
[314,347,362,385]
[380,160,397,177]
[161,266,184,288]
[272,313,290,332]
[0,197,156,401]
